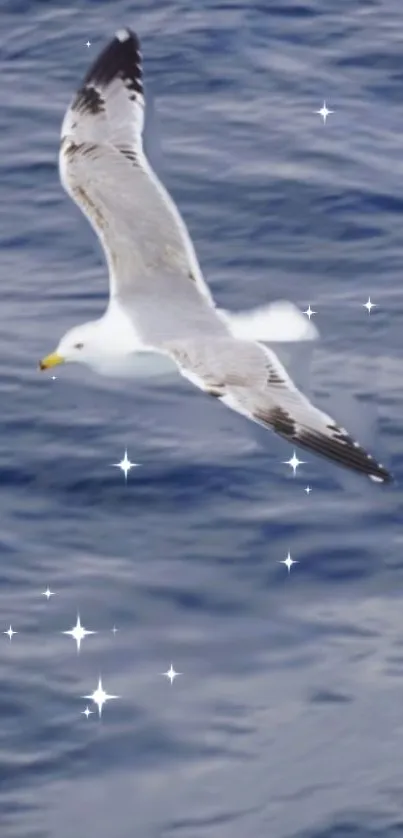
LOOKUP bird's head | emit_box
[39,321,101,370]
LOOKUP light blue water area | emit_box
[0,1,403,836]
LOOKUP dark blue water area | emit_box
[1,0,403,836]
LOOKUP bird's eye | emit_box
[74,342,84,350]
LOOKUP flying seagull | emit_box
[40,28,391,484]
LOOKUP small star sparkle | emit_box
[81,706,93,719]
[305,485,312,495]
[278,552,299,574]
[111,626,118,635]
[363,297,376,314]
[316,101,333,124]
[86,40,91,48]
[42,587,55,600]
[112,449,140,481]
[283,451,305,475]
[62,614,96,652]
[303,305,316,320]
[83,676,119,717]
[4,625,17,640]
[162,664,181,684]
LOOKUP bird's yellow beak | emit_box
[39,352,64,371]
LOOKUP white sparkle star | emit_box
[111,626,118,635]
[4,625,17,641]
[112,449,140,481]
[42,587,55,600]
[303,304,316,320]
[305,485,312,495]
[363,297,376,314]
[278,552,299,574]
[162,664,181,684]
[86,40,91,48]
[83,676,119,718]
[62,614,96,653]
[315,101,333,124]
[283,451,305,475]
[81,705,93,718]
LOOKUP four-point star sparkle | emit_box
[283,451,305,475]
[316,101,333,124]
[303,304,316,320]
[83,676,119,717]
[162,664,181,684]
[363,297,376,314]
[63,614,96,652]
[86,41,91,48]
[112,449,140,481]
[42,587,55,600]
[4,625,17,641]
[81,706,93,719]
[279,552,299,574]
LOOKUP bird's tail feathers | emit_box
[220,300,319,343]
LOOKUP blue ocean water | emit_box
[1,1,403,836]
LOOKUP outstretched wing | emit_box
[59,28,216,314]
[168,337,391,483]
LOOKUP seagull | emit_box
[39,29,391,484]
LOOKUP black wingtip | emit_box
[81,27,143,95]
[368,466,393,485]
[254,406,393,485]
[296,426,392,485]
[114,28,133,42]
